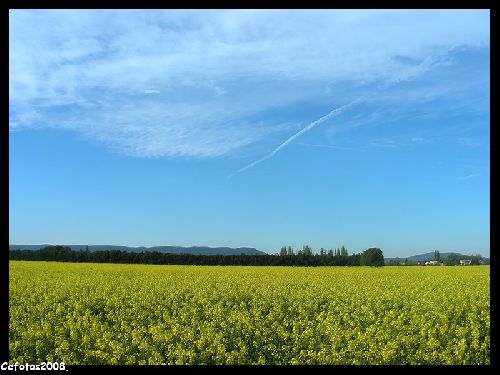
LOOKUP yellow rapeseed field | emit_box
[9,261,490,365]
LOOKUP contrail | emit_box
[235,50,452,174]
[237,95,368,173]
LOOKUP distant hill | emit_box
[9,244,267,256]
[386,251,489,263]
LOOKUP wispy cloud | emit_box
[411,136,428,143]
[454,137,486,148]
[457,173,480,181]
[294,142,363,152]
[368,138,400,149]
[235,47,456,172]
[9,10,489,159]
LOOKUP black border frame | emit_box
[4,2,495,372]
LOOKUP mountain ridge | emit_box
[9,244,267,256]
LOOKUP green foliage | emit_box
[360,248,384,267]
[9,261,489,365]
[443,254,487,266]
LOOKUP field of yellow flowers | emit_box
[9,261,489,365]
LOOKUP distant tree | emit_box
[470,254,482,265]
[433,250,441,261]
[443,253,460,266]
[302,245,313,256]
[360,248,384,267]
[388,257,401,266]
[279,246,287,256]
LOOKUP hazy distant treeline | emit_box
[9,245,384,267]
[385,251,488,266]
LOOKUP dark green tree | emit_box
[340,246,348,257]
[302,245,313,256]
[279,246,287,256]
[360,248,384,267]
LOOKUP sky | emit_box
[9,9,490,258]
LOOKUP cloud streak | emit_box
[237,96,367,173]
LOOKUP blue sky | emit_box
[9,10,490,257]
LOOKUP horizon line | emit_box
[8,243,489,258]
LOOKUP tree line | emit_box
[9,245,385,267]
